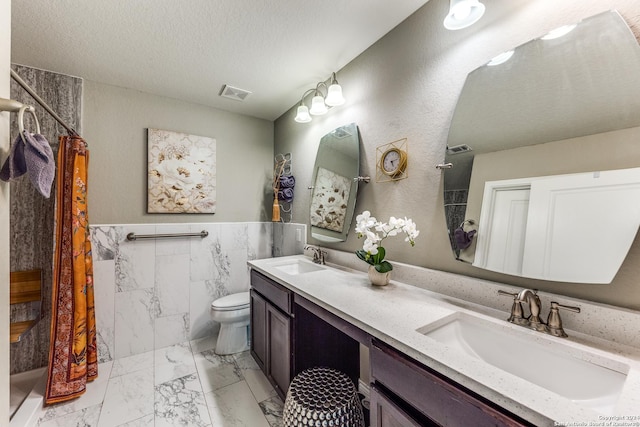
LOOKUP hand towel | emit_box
[454,227,476,250]
[24,132,55,198]
[0,133,28,181]
[278,187,294,203]
[279,175,295,188]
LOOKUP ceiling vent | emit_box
[331,126,352,139]
[219,85,252,102]
[446,144,473,155]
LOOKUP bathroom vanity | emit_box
[250,265,530,426]
[248,255,640,426]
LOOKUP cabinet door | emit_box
[266,303,291,397]
[250,290,267,372]
[370,385,428,427]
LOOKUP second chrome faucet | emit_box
[498,289,580,338]
[304,245,327,265]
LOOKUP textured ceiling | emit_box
[11,1,429,121]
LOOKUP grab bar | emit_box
[126,230,209,241]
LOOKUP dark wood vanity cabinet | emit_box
[250,270,293,398]
[370,340,534,427]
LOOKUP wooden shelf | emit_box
[10,269,43,344]
[10,320,38,343]
[10,270,42,303]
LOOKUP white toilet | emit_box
[210,291,251,355]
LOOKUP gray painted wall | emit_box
[273,0,640,310]
[83,80,274,224]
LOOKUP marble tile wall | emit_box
[272,222,306,257]
[90,222,276,362]
[9,64,83,374]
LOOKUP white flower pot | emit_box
[368,265,391,286]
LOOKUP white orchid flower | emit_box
[356,210,376,226]
[355,210,377,235]
[389,216,405,228]
[363,239,379,255]
[355,211,419,262]
[365,230,380,243]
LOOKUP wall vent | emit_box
[331,126,352,139]
[446,144,473,155]
[219,85,252,101]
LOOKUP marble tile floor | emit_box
[34,335,284,427]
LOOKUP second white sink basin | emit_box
[417,313,628,415]
[273,259,325,275]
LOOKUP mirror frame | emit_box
[309,123,361,243]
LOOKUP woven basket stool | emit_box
[283,367,364,427]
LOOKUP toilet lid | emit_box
[211,292,250,310]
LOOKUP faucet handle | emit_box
[318,249,327,265]
[498,290,517,298]
[552,302,580,313]
[498,290,528,326]
[547,302,581,338]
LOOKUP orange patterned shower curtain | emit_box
[45,135,98,404]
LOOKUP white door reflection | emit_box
[474,167,640,283]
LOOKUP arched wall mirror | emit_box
[443,10,640,284]
[310,123,361,242]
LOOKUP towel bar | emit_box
[126,230,209,241]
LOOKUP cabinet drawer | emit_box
[250,270,292,314]
[370,340,531,427]
[370,384,430,427]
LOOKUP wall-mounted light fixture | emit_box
[443,0,485,30]
[540,24,577,40]
[294,72,345,123]
[486,50,514,66]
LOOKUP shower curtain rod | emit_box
[10,69,79,137]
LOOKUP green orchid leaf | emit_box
[355,249,374,265]
[372,246,386,265]
[375,261,393,273]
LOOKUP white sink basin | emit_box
[417,313,628,415]
[273,259,325,275]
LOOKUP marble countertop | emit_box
[248,255,640,426]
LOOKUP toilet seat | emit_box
[211,292,250,311]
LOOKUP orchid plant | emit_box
[354,210,419,273]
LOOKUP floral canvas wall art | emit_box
[310,167,351,232]
[147,128,216,213]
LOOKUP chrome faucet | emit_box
[304,245,326,265]
[546,302,581,337]
[497,290,528,326]
[498,289,580,337]
[516,289,547,332]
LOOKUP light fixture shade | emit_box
[444,0,485,30]
[486,50,514,66]
[325,83,345,107]
[309,95,328,115]
[294,105,312,123]
[540,24,577,40]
